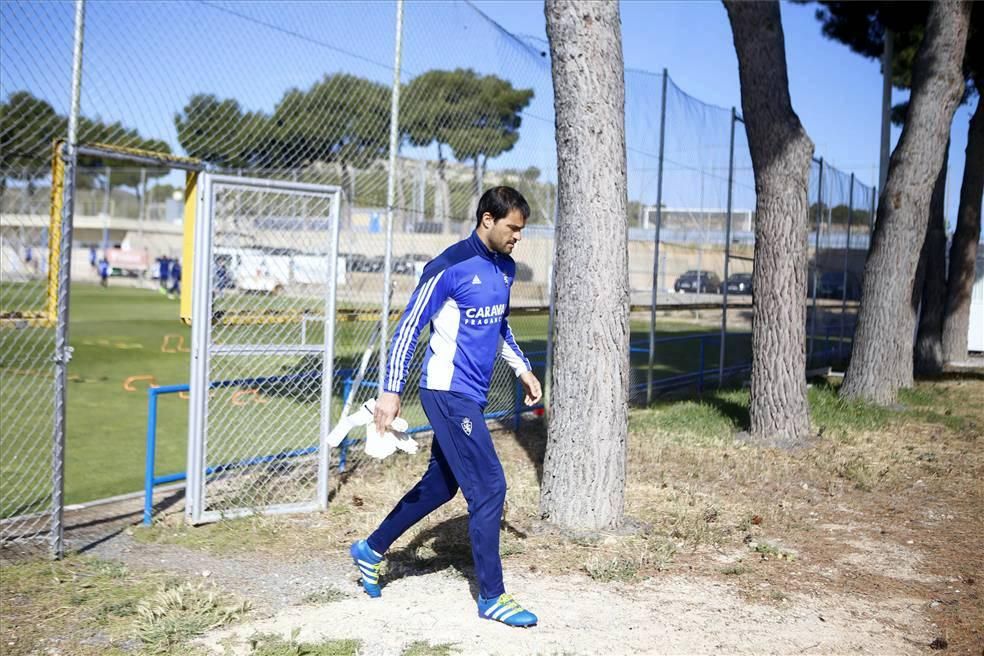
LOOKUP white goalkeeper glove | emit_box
[327,398,417,459]
[364,421,419,459]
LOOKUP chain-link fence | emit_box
[183,175,341,523]
[637,79,877,401]
[1,1,73,554]
[1,0,877,545]
[0,226,55,551]
[807,160,876,369]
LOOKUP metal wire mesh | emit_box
[653,79,750,302]
[0,1,70,549]
[199,180,338,516]
[0,323,54,544]
[808,163,875,367]
[0,0,882,530]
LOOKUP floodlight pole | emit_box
[101,165,111,254]
[809,157,824,365]
[646,68,668,404]
[52,0,86,559]
[380,0,404,392]
[719,107,737,386]
[841,173,855,355]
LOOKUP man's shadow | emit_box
[383,514,528,601]
[498,416,547,485]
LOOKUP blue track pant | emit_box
[367,388,507,599]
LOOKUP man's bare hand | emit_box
[519,371,542,406]
[373,392,401,434]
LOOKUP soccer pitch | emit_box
[1,283,751,507]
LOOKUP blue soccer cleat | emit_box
[350,539,383,598]
[477,593,538,627]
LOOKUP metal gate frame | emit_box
[185,173,342,525]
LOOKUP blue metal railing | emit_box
[143,367,545,525]
[143,371,333,526]
[143,330,850,525]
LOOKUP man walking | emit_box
[351,186,542,628]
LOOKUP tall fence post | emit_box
[379,0,405,393]
[870,185,877,232]
[809,157,824,366]
[138,167,147,238]
[101,165,111,252]
[544,259,555,415]
[51,0,86,559]
[143,388,159,526]
[841,173,855,358]
[647,68,669,404]
[719,107,737,386]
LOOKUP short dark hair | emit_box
[476,186,530,227]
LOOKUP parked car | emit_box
[674,270,721,293]
[346,254,384,273]
[816,271,862,301]
[725,272,753,295]
[392,253,431,275]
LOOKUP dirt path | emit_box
[198,563,927,656]
[63,510,934,655]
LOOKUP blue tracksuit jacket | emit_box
[383,231,531,405]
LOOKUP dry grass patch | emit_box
[131,375,983,653]
[0,555,240,655]
[245,629,360,655]
[136,581,249,652]
[401,641,460,656]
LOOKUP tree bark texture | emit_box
[942,93,984,363]
[540,0,629,531]
[913,153,949,376]
[724,0,813,446]
[841,1,971,404]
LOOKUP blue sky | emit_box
[1,0,975,227]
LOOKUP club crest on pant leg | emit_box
[461,417,472,436]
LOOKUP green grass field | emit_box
[1,283,753,508]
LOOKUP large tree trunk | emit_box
[724,0,813,446]
[540,0,628,532]
[841,1,971,404]
[942,93,984,363]
[913,151,949,375]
